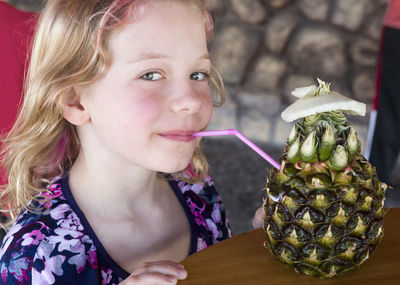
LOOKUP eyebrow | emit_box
[127,52,211,64]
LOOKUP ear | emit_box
[62,87,90,126]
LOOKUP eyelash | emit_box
[140,71,209,81]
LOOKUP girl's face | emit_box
[79,0,213,173]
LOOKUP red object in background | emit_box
[0,2,37,185]
[384,0,400,30]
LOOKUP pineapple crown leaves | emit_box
[281,79,366,123]
[286,127,361,169]
[291,78,330,98]
[284,114,361,171]
[287,114,354,151]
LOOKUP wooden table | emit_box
[181,208,400,284]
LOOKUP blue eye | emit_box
[141,72,163,81]
[190,72,208,81]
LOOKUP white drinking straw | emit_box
[193,129,280,170]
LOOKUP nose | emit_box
[170,80,205,114]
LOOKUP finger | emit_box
[257,207,265,217]
[252,207,265,229]
[134,262,187,280]
[139,260,184,269]
[126,272,179,284]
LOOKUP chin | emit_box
[154,148,195,173]
[160,164,190,174]
[156,157,193,174]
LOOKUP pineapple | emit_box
[263,79,388,278]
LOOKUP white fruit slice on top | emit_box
[281,79,366,122]
[290,85,318,98]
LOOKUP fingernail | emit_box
[179,269,188,279]
[178,263,185,269]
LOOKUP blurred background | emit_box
[3,0,400,235]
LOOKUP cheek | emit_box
[202,89,213,124]
[120,93,163,131]
[103,94,163,157]
[88,88,162,142]
[134,96,160,117]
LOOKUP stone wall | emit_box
[206,0,388,150]
[10,0,388,150]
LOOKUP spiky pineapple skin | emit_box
[263,112,387,278]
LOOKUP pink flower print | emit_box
[78,235,98,269]
[186,197,206,227]
[49,178,62,186]
[101,268,113,285]
[87,247,98,270]
[47,182,61,192]
[33,240,66,284]
[50,227,84,253]
[43,200,53,209]
[190,183,203,194]
[68,246,87,273]
[211,206,221,223]
[50,204,71,220]
[55,211,84,233]
[52,189,62,198]
[21,229,46,247]
[49,227,91,273]
[204,175,213,185]
[8,256,30,282]
[206,218,219,242]
[178,181,192,193]
[0,263,9,284]
[197,238,208,251]
[40,186,62,209]
[32,268,53,285]
[0,223,22,257]
[1,263,7,283]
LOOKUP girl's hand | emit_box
[252,206,265,229]
[120,261,188,284]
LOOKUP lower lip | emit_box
[159,134,196,142]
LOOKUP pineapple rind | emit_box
[264,111,387,279]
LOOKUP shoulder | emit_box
[0,181,98,284]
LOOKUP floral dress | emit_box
[0,174,231,284]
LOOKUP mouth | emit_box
[159,130,198,142]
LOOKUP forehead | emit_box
[108,0,207,61]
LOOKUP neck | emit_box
[68,151,166,220]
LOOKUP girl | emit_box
[0,0,231,284]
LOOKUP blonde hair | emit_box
[0,0,225,229]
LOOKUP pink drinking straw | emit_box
[193,129,281,170]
